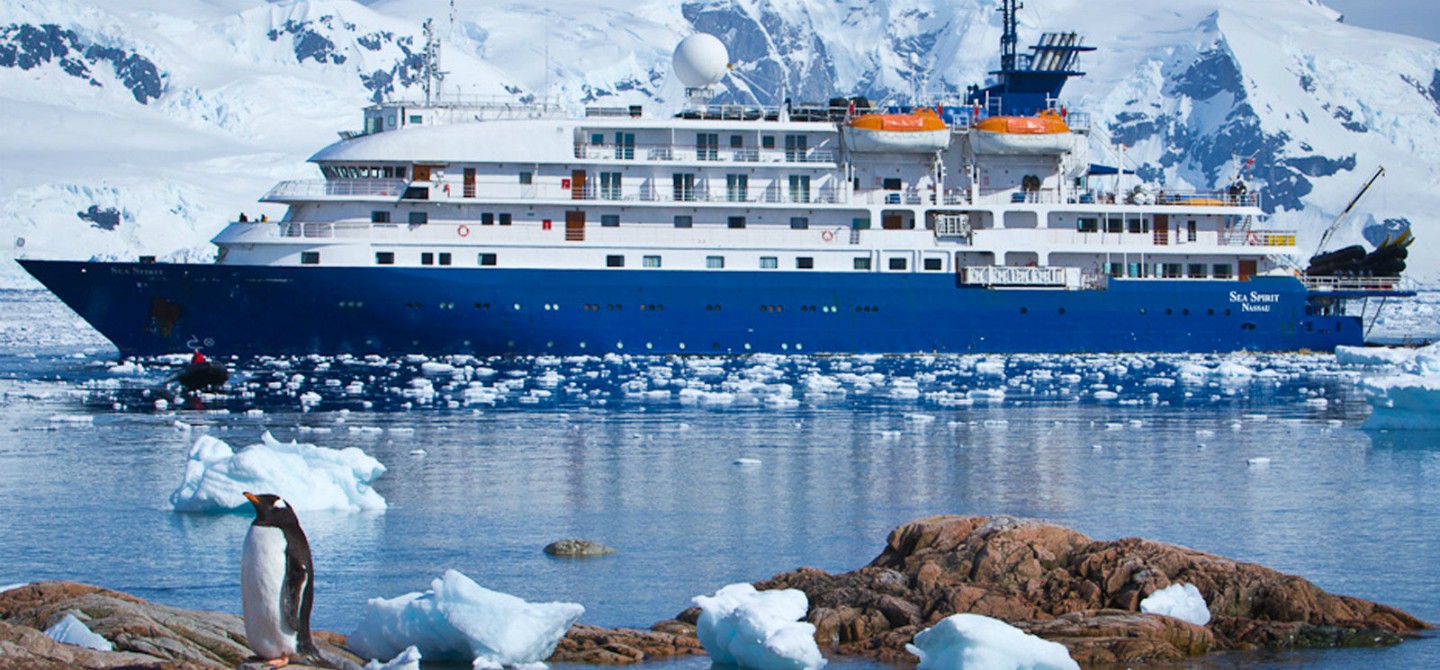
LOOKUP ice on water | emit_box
[693,583,827,670]
[906,613,1078,670]
[44,612,112,652]
[347,569,583,669]
[1338,342,1440,429]
[168,431,387,513]
[1140,583,1211,626]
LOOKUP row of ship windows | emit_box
[337,301,878,314]
[298,251,942,271]
[374,211,824,229]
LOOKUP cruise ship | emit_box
[19,3,1412,357]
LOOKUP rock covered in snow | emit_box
[906,613,1078,670]
[347,569,584,669]
[168,431,387,513]
[692,583,826,670]
[43,612,112,652]
[1140,583,1212,626]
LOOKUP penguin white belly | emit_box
[241,525,298,659]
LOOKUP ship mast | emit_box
[999,0,1021,74]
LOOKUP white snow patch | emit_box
[168,431,387,513]
[693,583,827,670]
[44,613,112,652]
[905,613,1078,670]
[1140,583,1211,626]
[347,570,584,669]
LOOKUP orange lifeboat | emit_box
[844,109,951,153]
[971,109,1074,155]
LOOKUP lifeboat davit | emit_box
[970,109,1074,155]
[844,109,950,153]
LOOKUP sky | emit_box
[1323,0,1440,43]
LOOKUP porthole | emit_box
[1020,307,1028,314]
[1140,308,1148,315]
[1057,308,1065,316]
[1208,309,1215,316]
[1165,308,1173,316]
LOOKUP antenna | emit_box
[1000,0,1022,74]
[421,19,447,105]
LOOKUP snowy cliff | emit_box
[2,0,1437,286]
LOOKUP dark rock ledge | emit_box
[0,516,1427,668]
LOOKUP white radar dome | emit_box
[672,33,729,88]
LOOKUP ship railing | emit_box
[262,179,409,201]
[1300,276,1403,292]
[1220,230,1296,247]
[573,142,836,165]
[866,190,927,205]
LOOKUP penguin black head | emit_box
[244,492,300,528]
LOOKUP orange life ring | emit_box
[458,225,470,237]
[1246,231,1258,245]
[821,230,836,242]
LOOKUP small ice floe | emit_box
[733,457,762,467]
[1090,444,1103,451]
[349,426,385,435]
[245,408,264,417]
[879,430,903,440]
[154,398,169,411]
[300,391,322,408]
[389,427,416,437]
[1140,583,1211,626]
[1246,457,1272,467]
[408,449,427,458]
[1242,413,1269,422]
[168,431,387,513]
[1305,397,1329,408]
[1093,390,1119,401]
[364,645,422,670]
[47,414,94,425]
[694,583,826,670]
[347,569,583,669]
[906,613,1077,670]
[106,361,145,376]
[906,413,936,424]
[44,613,112,652]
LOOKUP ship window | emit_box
[784,134,807,162]
[889,257,908,271]
[789,175,811,203]
[790,216,809,230]
[590,133,604,145]
[797,257,814,269]
[643,255,661,268]
[409,114,423,124]
[760,256,778,269]
[421,252,435,266]
[408,211,428,224]
[1077,217,1099,233]
[601,214,620,227]
[924,258,943,271]
[1162,263,1182,278]
[706,256,724,269]
[1214,263,1233,279]
[1187,220,1198,242]
[882,178,902,191]
[376,251,395,265]
[1241,322,1258,331]
[1188,263,1206,278]
[479,253,497,266]
[499,213,512,226]
[599,172,622,199]
[395,167,406,179]
[730,135,744,148]
[854,257,872,270]
[697,133,719,160]
[762,136,776,149]
[674,215,693,228]
[371,211,390,223]
[673,173,696,201]
[301,251,319,265]
[1127,216,1150,234]
[852,217,871,230]
[439,253,452,266]
[1105,215,1124,233]
[482,213,495,225]
[383,166,394,178]
[728,216,746,229]
[726,174,748,201]
[519,171,532,184]
[606,255,625,268]
[1109,262,1124,277]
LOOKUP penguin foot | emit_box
[263,656,292,668]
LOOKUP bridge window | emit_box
[301,252,319,265]
[1077,217,1099,233]
[889,257,908,271]
[376,252,394,265]
[371,211,390,223]
[421,252,434,266]
[643,255,661,268]
[760,256,778,269]
[854,257,872,270]
[1214,263,1233,279]
[791,216,809,230]
[706,256,724,269]
[797,257,814,269]
[674,215,693,228]
[606,255,625,268]
[924,258,943,271]
[409,211,428,225]
[479,253,497,266]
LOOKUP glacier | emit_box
[2,0,1439,288]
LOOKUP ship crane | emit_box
[1312,166,1384,258]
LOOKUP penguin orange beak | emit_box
[244,492,260,505]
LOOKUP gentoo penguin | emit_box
[241,492,317,665]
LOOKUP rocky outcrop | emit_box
[755,515,1430,665]
[0,581,360,669]
[544,539,619,557]
[550,622,704,664]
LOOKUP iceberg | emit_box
[905,614,1077,670]
[44,613,112,652]
[168,431,387,513]
[348,569,584,669]
[1140,583,1211,626]
[693,583,826,670]
[1352,342,1440,429]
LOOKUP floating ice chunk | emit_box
[44,613,112,652]
[734,458,762,467]
[107,361,145,376]
[1360,373,1440,429]
[1247,457,1271,467]
[693,583,826,670]
[1093,390,1118,401]
[365,645,422,670]
[906,613,1077,670]
[1140,583,1211,626]
[168,432,387,513]
[347,569,583,669]
[1336,345,1417,367]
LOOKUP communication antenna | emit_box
[421,19,448,105]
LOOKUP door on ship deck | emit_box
[571,170,587,200]
[566,210,586,242]
[1239,259,1257,280]
[1153,214,1169,245]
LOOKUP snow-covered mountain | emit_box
[3,0,1438,287]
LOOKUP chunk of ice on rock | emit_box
[693,583,826,670]
[44,613,112,652]
[168,431,387,513]
[905,613,1077,670]
[1140,583,1211,626]
[348,570,583,669]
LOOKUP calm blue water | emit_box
[0,291,1435,668]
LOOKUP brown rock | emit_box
[741,515,1430,665]
[550,622,704,664]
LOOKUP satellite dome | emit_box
[672,33,729,88]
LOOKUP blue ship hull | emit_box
[19,260,1363,356]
